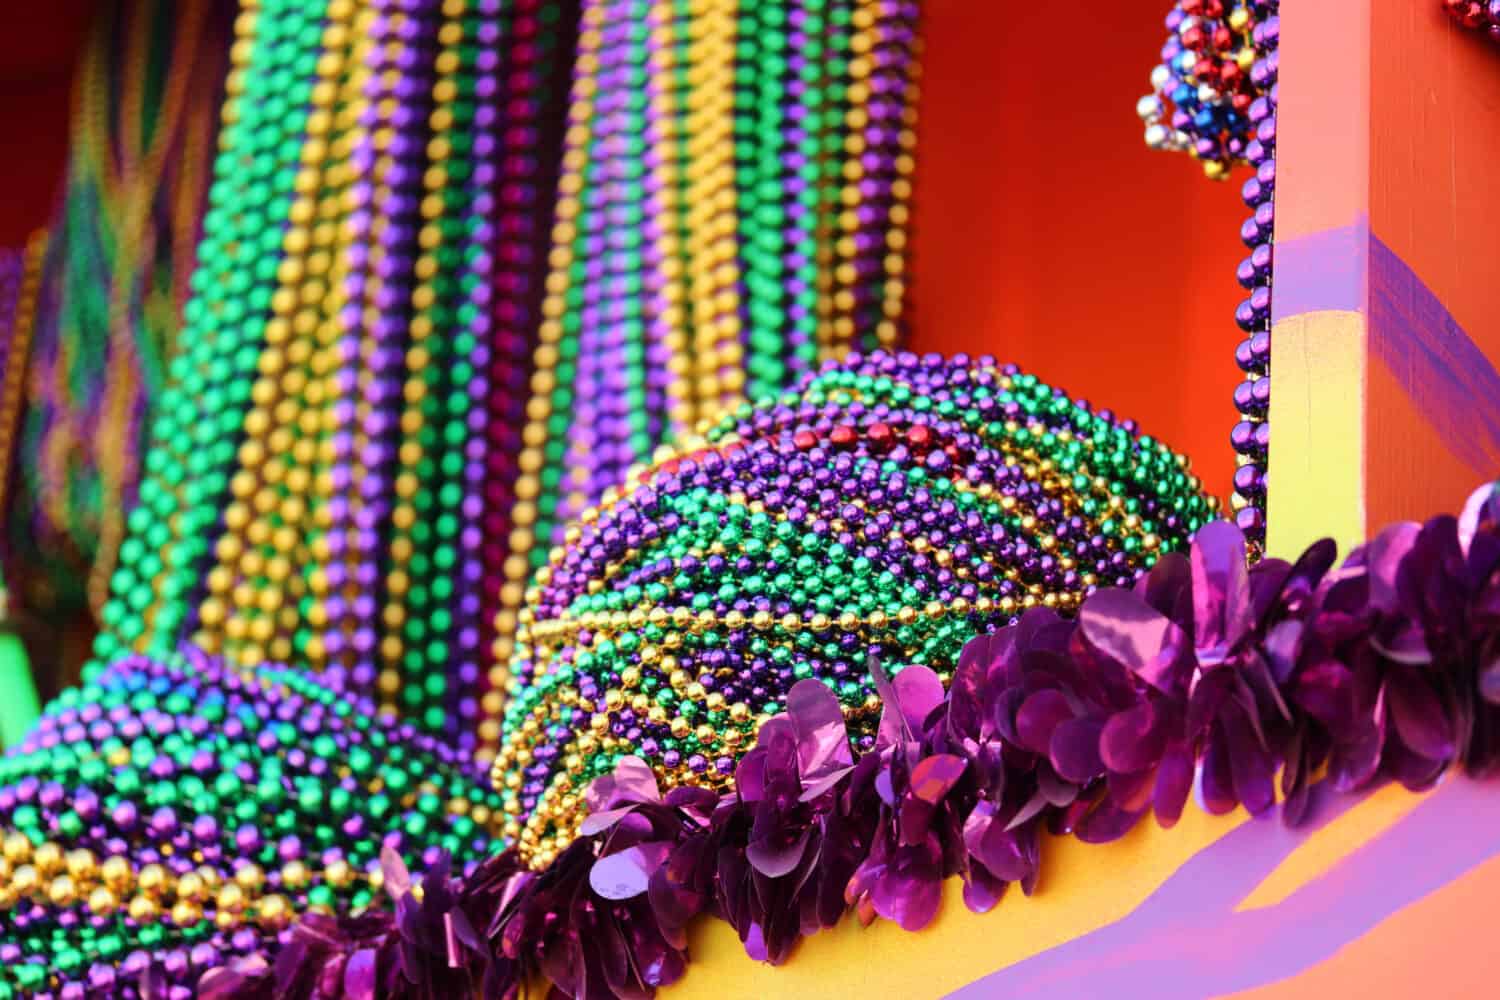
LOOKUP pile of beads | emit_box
[491,352,1219,867]
[6,0,228,623]
[0,648,505,998]
[1139,1,1278,551]
[1445,0,1500,41]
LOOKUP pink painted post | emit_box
[1268,0,1500,558]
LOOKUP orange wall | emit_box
[907,0,1248,501]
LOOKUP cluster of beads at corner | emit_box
[490,352,1219,868]
[1445,0,1500,41]
[0,648,505,1000]
[1138,0,1278,552]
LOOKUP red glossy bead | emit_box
[829,425,857,449]
[906,425,932,450]
[866,422,893,449]
[792,430,818,451]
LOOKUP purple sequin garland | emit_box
[200,480,1500,999]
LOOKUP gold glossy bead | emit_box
[129,895,161,923]
[10,864,37,895]
[216,882,248,913]
[32,842,62,876]
[258,894,292,929]
[138,863,168,897]
[64,848,96,880]
[46,875,78,905]
[177,871,207,902]
[3,833,32,864]
[101,856,133,891]
[325,859,355,889]
[234,864,265,892]
[171,899,204,927]
[87,886,119,917]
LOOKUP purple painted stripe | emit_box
[1367,233,1500,476]
[1270,218,1369,321]
[1272,220,1500,476]
[946,776,1500,1000]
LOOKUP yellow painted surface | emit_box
[1267,310,1367,560]
[1236,782,1424,911]
[664,803,1251,1000]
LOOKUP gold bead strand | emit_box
[880,12,919,351]
[831,0,878,351]
[300,3,380,670]
[198,4,357,665]
[644,0,696,441]
[682,0,745,419]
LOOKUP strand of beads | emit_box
[203,0,364,669]
[91,0,331,671]
[492,0,608,697]
[338,1,440,702]
[0,649,506,997]
[840,0,919,353]
[1228,13,1278,551]
[1138,1,1277,552]
[490,351,1219,867]
[476,0,572,754]
[1445,0,1500,40]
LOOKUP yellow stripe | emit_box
[1266,310,1367,561]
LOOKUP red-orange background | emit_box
[0,0,1246,496]
[908,0,1247,498]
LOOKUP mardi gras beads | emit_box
[1139,1,1277,551]
[0,648,505,997]
[1227,13,1277,550]
[491,352,1219,866]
